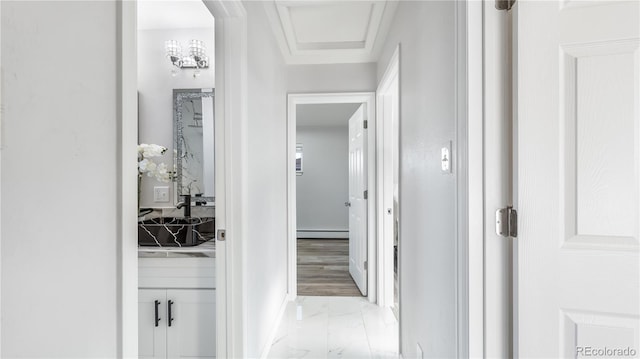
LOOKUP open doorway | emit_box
[287,93,376,301]
[295,102,363,297]
[120,0,247,357]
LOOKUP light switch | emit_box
[441,141,452,173]
[154,186,170,202]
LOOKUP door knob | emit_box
[345,201,351,207]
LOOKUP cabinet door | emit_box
[139,289,167,359]
[166,289,216,358]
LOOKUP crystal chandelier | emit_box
[165,39,209,78]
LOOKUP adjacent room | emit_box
[295,103,362,297]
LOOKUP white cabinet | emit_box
[139,254,216,359]
[139,289,216,359]
[139,289,167,359]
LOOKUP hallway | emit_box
[267,297,399,359]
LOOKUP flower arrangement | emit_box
[138,143,171,182]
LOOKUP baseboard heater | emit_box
[296,229,349,239]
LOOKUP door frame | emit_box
[287,92,377,302]
[375,46,399,308]
[117,1,248,357]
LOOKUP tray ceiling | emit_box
[264,1,398,64]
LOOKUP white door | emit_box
[166,289,216,358]
[516,1,639,357]
[348,105,368,296]
[139,289,167,359]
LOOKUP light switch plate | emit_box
[154,186,170,202]
[441,141,452,173]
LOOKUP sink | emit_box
[138,217,215,247]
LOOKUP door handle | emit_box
[345,201,351,207]
[154,300,161,327]
[168,300,174,327]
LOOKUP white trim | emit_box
[287,93,377,302]
[202,1,249,357]
[259,295,289,359]
[375,45,399,308]
[296,231,349,239]
[117,1,138,356]
[466,1,484,357]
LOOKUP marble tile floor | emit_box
[267,296,399,359]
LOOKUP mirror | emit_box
[174,88,215,205]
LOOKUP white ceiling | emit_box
[297,103,362,127]
[264,0,398,64]
[137,0,214,30]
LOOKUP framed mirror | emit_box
[174,88,215,205]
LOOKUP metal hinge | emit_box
[364,260,368,270]
[217,229,226,241]
[363,120,368,129]
[364,190,368,199]
[496,207,517,238]
[495,0,515,10]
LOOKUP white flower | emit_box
[138,144,167,158]
[138,143,172,184]
[138,158,156,173]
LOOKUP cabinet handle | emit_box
[168,300,174,327]
[154,300,161,327]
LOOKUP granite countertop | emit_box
[138,239,216,258]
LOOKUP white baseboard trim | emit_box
[259,295,290,359]
[296,230,348,239]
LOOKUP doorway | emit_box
[119,0,246,357]
[295,102,362,297]
[287,93,376,302]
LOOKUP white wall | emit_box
[1,2,119,356]
[296,126,348,237]
[137,27,214,208]
[377,1,459,357]
[288,63,377,93]
[244,2,289,357]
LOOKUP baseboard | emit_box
[296,230,348,239]
[259,294,290,359]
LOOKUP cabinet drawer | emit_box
[139,257,216,289]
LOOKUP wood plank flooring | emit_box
[297,239,363,297]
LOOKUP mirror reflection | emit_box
[174,88,215,204]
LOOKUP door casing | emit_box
[286,93,376,302]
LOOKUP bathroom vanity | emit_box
[138,241,216,359]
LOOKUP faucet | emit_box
[177,194,191,218]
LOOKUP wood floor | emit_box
[297,239,363,297]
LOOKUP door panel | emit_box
[166,289,216,358]
[516,1,639,357]
[139,289,167,359]
[349,104,368,295]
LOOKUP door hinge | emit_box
[364,260,368,270]
[495,207,517,238]
[217,229,226,241]
[495,0,515,10]
[364,190,368,199]
[363,120,368,129]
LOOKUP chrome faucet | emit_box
[176,194,191,217]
